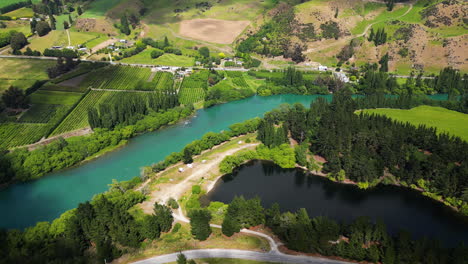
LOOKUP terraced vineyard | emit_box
[0,123,48,149]
[177,70,209,105]
[225,71,250,89]
[152,72,174,90]
[30,90,83,105]
[178,88,206,105]
[180,70,209,89]
[18,104,65,124]
[50,90,117,136]
[80,66,152,90]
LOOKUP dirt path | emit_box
[139,142,258,214]
[66,29,71,46]
[91,38,118,53]
[304,1,414,54]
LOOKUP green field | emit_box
[80,0,126,18]
[363,106,468,142]
[0,58,55,92]
[152,54,195,67]
[3,7,34,17]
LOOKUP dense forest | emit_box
[221,197,468,264]
[256,91,468,213]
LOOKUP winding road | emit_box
[132,142,351,264]
[132,207,351,264]
[132,249,351,264]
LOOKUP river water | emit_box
[0,94,450,229]
[204,160,468,246]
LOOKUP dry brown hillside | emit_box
[292,0,467,74]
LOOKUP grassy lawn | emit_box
[0,20,30,34]
[0,58,55,92]
[121,50,195,67]
[25,30,69,51]
[362,106,468,142]
[3,7,34,18]
[80,0,126,18]
[24,30,99,51]
[153,54,195,67]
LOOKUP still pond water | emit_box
[204,160,468,246]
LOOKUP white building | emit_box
[318,65,328,71]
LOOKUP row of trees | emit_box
[88,88,179,130]
[220,197,467,264]
[357,65,468,96]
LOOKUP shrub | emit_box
[150,48,164,59]
[167,198,179,209]
[191,185,201,194]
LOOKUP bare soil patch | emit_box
[179,19,250,44]
[58,73,88,87]
[75,18,117,35]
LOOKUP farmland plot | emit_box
[50,90,116,136]
[80,66,152,90]
[0,123,48,149]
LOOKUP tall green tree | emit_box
[188,209,212,240]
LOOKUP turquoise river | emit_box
[0,94,450,229]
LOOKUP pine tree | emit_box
[368,28,374,41]
[77,6,83,16]
[153,203,173,233]
[68,14,73,25]
[379,53,389,72]
[176,253,187,264]
[120,14,131,35]
[49,14,56,30]
[222,216,240,237]
[30,19,37,34]
[164,36,170,47]
[188,209,212,241]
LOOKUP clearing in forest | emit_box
[179,19,250,44]
[363,106,468,142]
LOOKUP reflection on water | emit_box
[204,160,468,246]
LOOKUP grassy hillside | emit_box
[363,106,468,142]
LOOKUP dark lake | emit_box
[203,160,468,246]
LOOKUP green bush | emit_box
[151,49,164,59]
